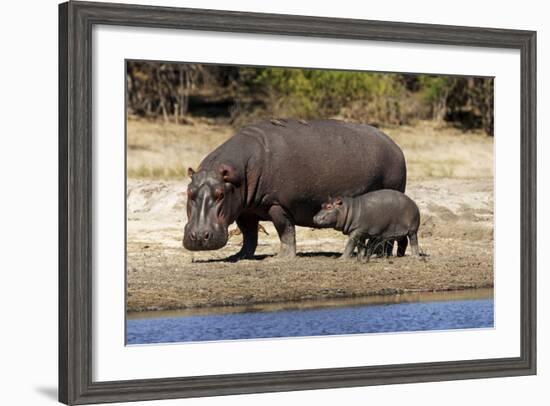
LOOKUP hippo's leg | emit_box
[397,236,408,257]
[409,232,419,256]
[232,213,259,259]
[268,205,296,258]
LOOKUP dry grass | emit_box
[126,118,232,178]
[387,122,493,180]
[126,118,493,181]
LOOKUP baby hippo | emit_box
[313,190,421,260]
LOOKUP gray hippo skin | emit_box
[313,190,420,260]
[183,119,406,259]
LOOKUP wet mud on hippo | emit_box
[183,118,407,259]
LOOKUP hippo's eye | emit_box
[214,189,224,201]
[326,204,333,210]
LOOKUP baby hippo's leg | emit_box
[341,237,358,260]
[409,232,420,256]
[342,231,364,260]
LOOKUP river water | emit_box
[126,288,493,345]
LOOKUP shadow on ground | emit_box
[193,251,342,263]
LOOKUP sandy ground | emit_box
[126,119,494,312]
[127,181,494,312]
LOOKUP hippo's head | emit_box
[183,165,243,251]
[313,197,345,228]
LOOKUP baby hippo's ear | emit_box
[187,167,196,178]
[334,197,343,206]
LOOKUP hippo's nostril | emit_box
[190,231,197,241]
[203,232,210,240]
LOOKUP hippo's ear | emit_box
[219,164,241,186]
[334,197,343,206]
[187,167,195,178]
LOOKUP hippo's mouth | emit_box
[313,214,332,228]
[183,227,229,251]
[184,241,227,251]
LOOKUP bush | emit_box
[126,62,494,135]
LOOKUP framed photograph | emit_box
[59,1,536,404]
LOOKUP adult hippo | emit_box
[183,118,406,259]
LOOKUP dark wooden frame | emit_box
[59,1,537,404]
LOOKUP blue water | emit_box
[127,298,493,345]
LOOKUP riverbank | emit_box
[128,288,494,319]
[127,289,494,344]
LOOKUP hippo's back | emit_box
[242,118,405,191]
[351,189,420,237]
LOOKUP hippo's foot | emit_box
[276,254,296,261]
[279,254,296,260]
[277,251,296,259]
[226,250,255,262]
[276,244,296,259]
